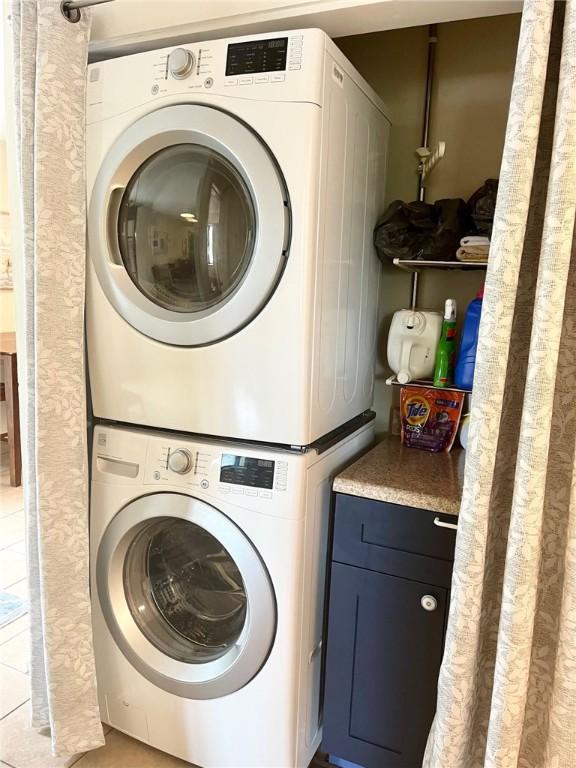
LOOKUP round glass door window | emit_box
[123,517,247,664]
[117,144,256,314]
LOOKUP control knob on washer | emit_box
[168,48,195,79]
[168,449,192,474]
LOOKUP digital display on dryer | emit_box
[220,454,275,489]
[225,38,288,76]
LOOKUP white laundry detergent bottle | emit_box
[387,309,443,384]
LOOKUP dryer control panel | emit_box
[225,37,289,77]
[149,34,304,93]
[86,29,326,123]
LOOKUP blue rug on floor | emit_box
[0,589,27,629]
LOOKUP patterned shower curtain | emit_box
[425,1,576,766]
[10,0,104,756]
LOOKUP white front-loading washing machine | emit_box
[86,29,390,446]
[90,417,374,767]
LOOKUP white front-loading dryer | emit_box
[86,29,390,446]
[90,419,374,767]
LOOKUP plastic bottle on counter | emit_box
[433,299,457,388]
[454,286,484,391]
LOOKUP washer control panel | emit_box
[144,440,290,500]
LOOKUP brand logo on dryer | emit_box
[332,64,344,87]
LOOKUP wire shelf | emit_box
[392,258,488,273]
[385,375,472,395]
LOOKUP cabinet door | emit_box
[322,562,448,768]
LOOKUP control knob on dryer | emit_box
[168,48,195,79]
[168,449,192,474]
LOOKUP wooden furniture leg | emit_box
[3,354,21,487]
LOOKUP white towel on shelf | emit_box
[460,235,491,247]
[456,244,490,262]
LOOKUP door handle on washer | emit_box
[433,516,458,531]
[107,186,125,266]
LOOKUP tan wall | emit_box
[335,13,520,434]
[0,139,15,334]
[0,290,15,332]
[0,139,15,435]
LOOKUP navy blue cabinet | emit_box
[322,494,457,768]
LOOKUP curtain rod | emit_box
[61,0,115,23]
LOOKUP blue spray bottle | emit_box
[454,285,484,391]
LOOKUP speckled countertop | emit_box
[333,434,466,516]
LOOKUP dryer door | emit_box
[89,104,290,346]
[97,492,276,699]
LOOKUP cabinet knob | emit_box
[421,595,438,612]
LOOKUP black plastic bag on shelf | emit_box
[467,178,499,236]
[373,198,474,264]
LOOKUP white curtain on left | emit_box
[9,0,104,756]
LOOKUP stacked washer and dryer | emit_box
[86,28,390,768]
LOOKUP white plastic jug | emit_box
[387,309,443,384]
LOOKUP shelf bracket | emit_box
[416,142,446,182]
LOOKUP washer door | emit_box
[89,104,290,346]
[97,493,276,699]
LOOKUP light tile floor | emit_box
[0,454,325,768]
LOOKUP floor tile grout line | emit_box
[0,661,28,677]
[0,629,29,652]
[0,507,24,516]
[0,627,28,645]
[0,698,30,723]
[0,661,28,678]
[0,585,28,601]
[0,613,28,626]
[0,544,25,554]
[0,633,28,647]
[2,576,28,591]
[0,662,28,675]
